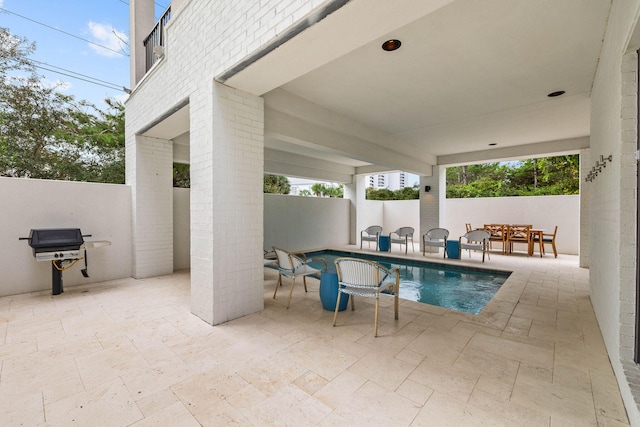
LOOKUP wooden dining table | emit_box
[481,224,545,257]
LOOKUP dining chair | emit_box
[541,226,558,258]
[484,224,506,254]
[272,247,327,309]
[506,224,532,255]
[333,257,400,337]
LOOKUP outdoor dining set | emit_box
[360,223,558,262]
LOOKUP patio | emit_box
[0,246,629,426]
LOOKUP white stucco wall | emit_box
[0,177,132,297]
[264,194,350,252]
[443,195,580,255]
[383,199,420,237]
[173,188,190,270]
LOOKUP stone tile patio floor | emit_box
[0,245,631,426]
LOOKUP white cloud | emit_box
[87,22,128,58]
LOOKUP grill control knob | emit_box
[54,253,59,258]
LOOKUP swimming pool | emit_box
[304,249,511,315]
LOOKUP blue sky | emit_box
[0,0,166,109]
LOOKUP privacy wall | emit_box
[264,194,350,252]
[443,195,579,254]
[0,177,132,297]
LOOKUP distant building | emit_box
[288,178,314,195]
[367,172,414,191]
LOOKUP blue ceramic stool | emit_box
[319,268,349,311]
[446,239,460,259]
[378,235,390,252]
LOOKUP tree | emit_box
[445,155,580,198]
[366,186,419,200]
[264,174,290,194]
[173,163,190,188]
[311,182,325,197]
[0,28,125,183]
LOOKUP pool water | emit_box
[304,250,510,315]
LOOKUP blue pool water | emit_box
[304,250,511,315]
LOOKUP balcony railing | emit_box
[143,6,172,72]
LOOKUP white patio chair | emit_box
[272,247,326,309]
[333,257,400,337]
[459,229,491,262]
[423,228,449,257]
[360,225,383,249]
[263,249,277,266]
[389,227,415,254]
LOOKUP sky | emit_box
[0,0,167,109]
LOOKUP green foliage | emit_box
[310,182,343,198]
[173,163,190,188]
[366,185,419,200]
[446,155,580,198]
[264,174,290,194]
[0,28,125,183]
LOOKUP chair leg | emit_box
[286,278,296,309]
[552,242,557,258]
[303,276,308,292]
[394,287,399,320]
[273,274,282,299]
[374,298,380,337]
[333,292,342,326]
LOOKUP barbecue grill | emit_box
[20,228,111,295]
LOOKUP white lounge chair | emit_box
[423,228,449,257]
[459,229,491,262]
[360,225,383,250]
[333,257,400,337]
[389,227,415,254]
[272,247,326,309]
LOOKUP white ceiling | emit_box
[147,0,612,177]
[276,0,608,157]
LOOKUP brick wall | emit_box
[126,0,328,324]
[589,1,640,422]
[420,167,440,237]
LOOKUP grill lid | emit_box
[27,228,84,250]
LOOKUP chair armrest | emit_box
[309,257,327,271]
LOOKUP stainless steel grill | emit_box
[20,228,110,295]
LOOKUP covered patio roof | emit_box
[141,0,603,182]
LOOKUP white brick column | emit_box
[129,0,154,87]
[620,51,638,361]
[131,135,174,278]
[190,82,264,325]
[345,175,367,246]
[420,166,439,239]
[343,176,359,245]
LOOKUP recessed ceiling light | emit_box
[489,143,497,146]
[382,39,401,51]
[547,90,565,97]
